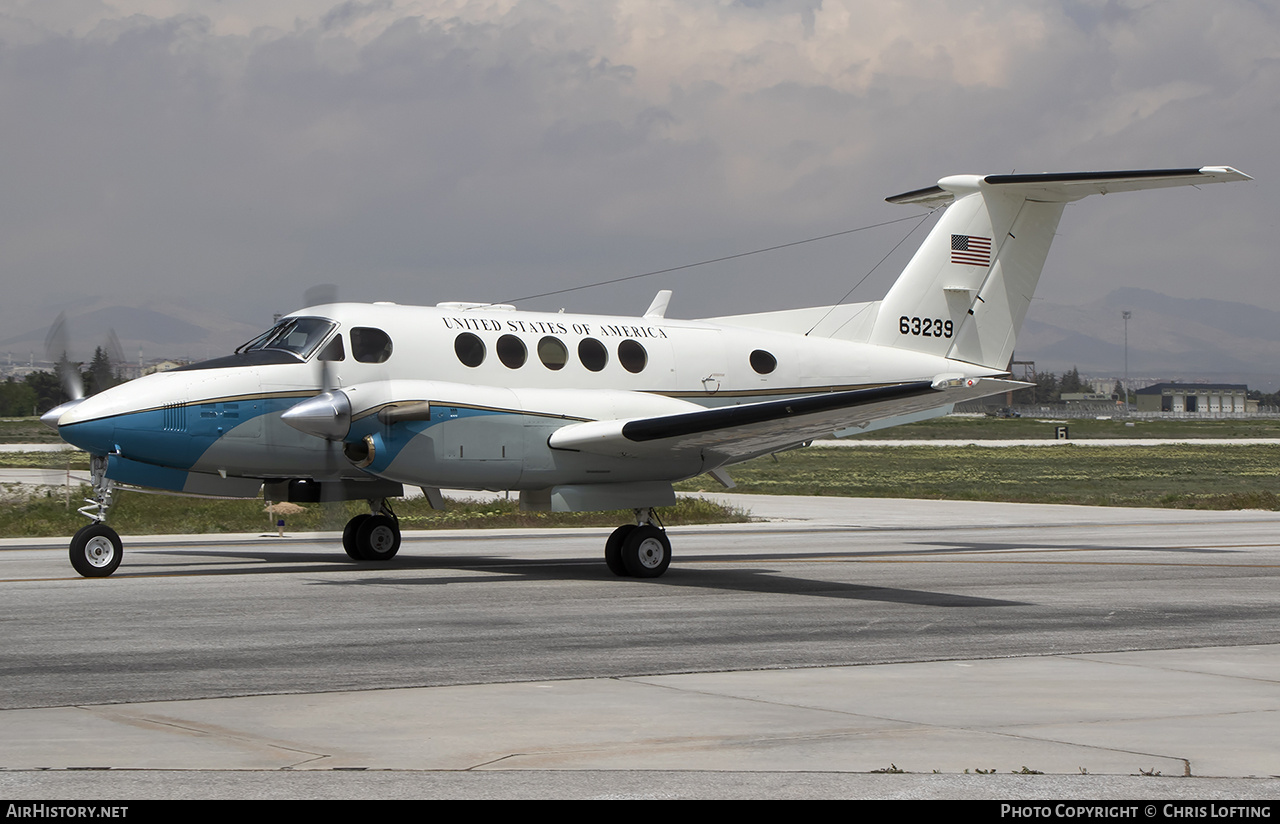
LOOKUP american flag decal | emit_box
[951,234,992,267]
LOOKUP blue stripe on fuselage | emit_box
[59,395,304,471]
[350,405,508,475]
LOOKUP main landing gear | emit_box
[604,507,671,579]
[342,498,402,561]
[69,455,123,578]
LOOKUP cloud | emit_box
[0,0,1272,338]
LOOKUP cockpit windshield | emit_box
[236,317,337,360]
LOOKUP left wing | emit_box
[548,377,1026,464]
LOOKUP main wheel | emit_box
[342,514,371,561]
[69,523,123,578]
[621,525,671,578]
[355,514,401,561]
[604,524,637,577]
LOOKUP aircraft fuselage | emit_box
[54,301,987,497]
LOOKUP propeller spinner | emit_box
[281,389,352,441]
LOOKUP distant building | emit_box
[1060,392,1117,406]
[141,360,186,376]
[1134,382,1257,414]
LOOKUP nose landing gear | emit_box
[69,455,123,578]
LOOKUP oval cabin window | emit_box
[497,334,527,369]
[537,336,568,371]
[578,338,607,372]
[454,333,485,367]
[617,339,647,374]
[749,349,777,374]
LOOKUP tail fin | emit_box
[869,166,1250,370]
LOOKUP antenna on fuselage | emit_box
[644,290,672,318]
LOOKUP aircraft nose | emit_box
[281,390,352,441]
[40,398,86,431]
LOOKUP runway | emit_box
[2,495,1278,798]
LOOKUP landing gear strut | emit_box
[69,455,123,578]
[604,507,671,579]
[342,498,401,561]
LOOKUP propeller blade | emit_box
[44,312,85,401]
[303,284,338,307]
[298,285,350,525]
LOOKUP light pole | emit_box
[1122,310,1132,412]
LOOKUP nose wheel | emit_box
[69,523,123,578]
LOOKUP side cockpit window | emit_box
[317,335,345,362]
[351,327,393,363]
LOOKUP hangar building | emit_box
[1134,383,1255,414]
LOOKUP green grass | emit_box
[0,451,87,469]
[0,488,749,538]
[0,417,62,444]
[7,416,1280,537]
[677,443,1280,510]
[846,415,1280,440]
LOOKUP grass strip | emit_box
[677,443,1280,510]
[6,441,1280,538]
[0,488,748,538]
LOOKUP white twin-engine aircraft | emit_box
[44,166,1250,578]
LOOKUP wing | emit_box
[548,377,1026,464]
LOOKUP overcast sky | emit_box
[1,0,1275,343]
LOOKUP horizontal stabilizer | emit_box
[887,166,1251,207]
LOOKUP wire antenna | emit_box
[482,213,929,307]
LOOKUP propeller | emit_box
[44,312,85,402]
[98,328,126,394]
[43,311,129,404]
[300,284,352,528]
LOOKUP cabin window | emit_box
[749,349,776,374]
[454,333,485,367]
[578,338,607,372]
[537,336,568,371]
[351,327,393,363]
[497,334,527,369]
[617,339,647,373]
[317,335,345,362]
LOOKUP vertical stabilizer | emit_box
[869,167,1250,370]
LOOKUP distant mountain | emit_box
[0,301,263,366]
[4,289,1277,391]
[1018,288,1280,391]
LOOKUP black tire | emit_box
[604,524,636,577]
[342,514,371,560]
[69,523,123,578]
[356,514,401,561]
[621,524,671,578]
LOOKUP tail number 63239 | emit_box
[899,316,953,338]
